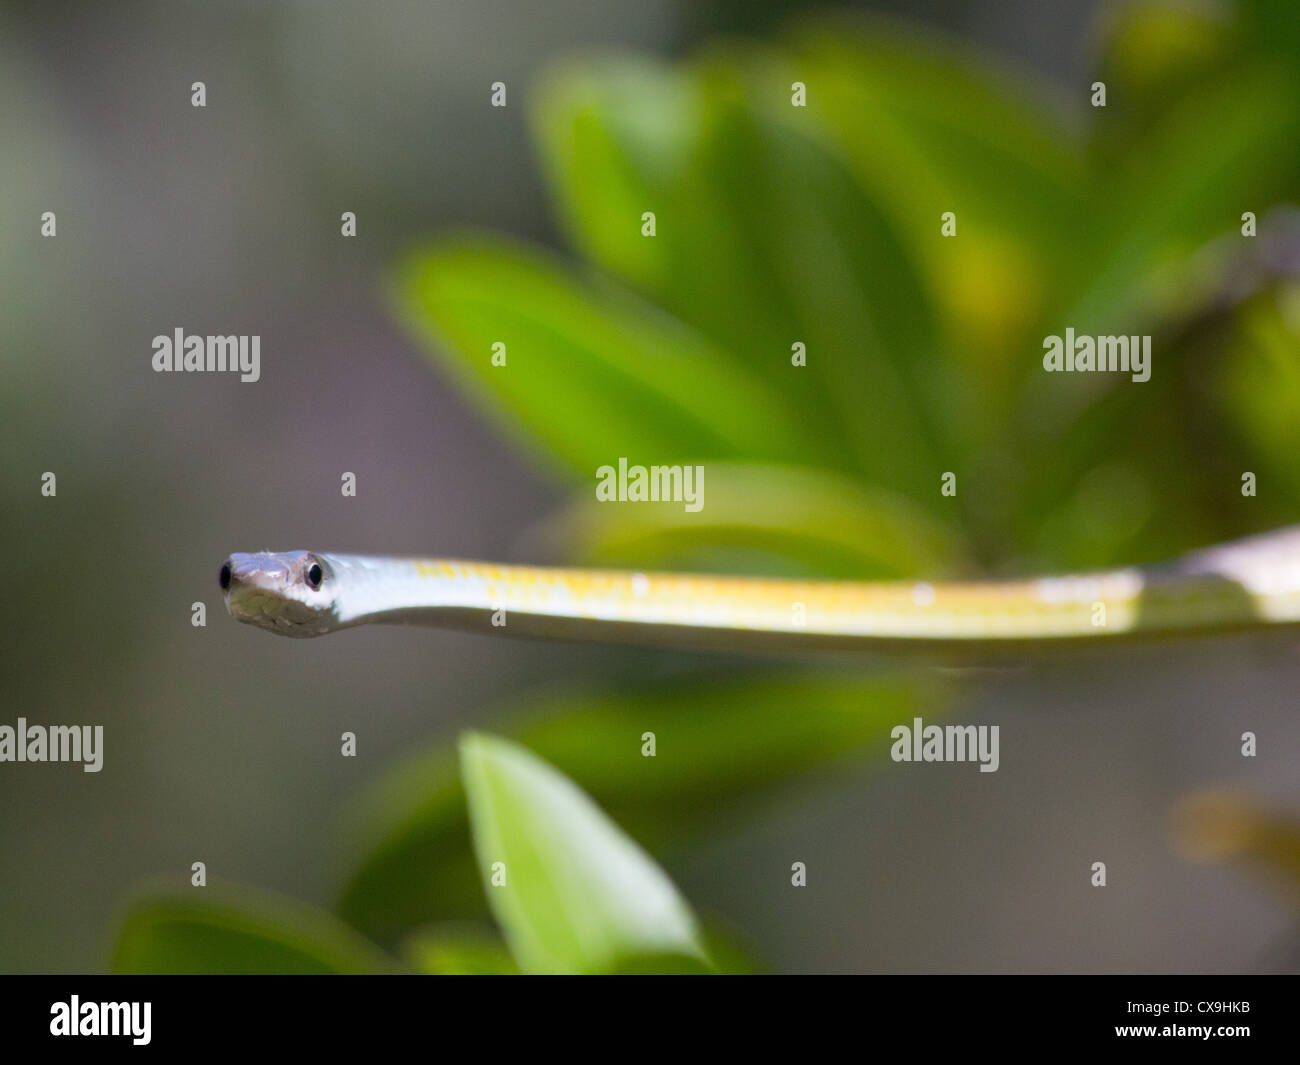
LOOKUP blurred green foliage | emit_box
[114,3,1300,973]
[399,5,1299,573]
[112,886,404,975]
[337,673,932,943]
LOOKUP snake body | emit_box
[220,526,1300,651]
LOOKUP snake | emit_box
[220,525,1300,652]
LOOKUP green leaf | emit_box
[336,749,485,941]
[401,924,520,975]
[1094,1,1238,132]
[111,885,402,974]
[531,56,699,296]
[460,732,709,974]
[532,52,949,491]
[790,17,1083,379]
[394,234,824,480]
[337,673,938,943]
[531,461,969,579]
[1220,294,1300,513]
[399,919,759,975]
[1239,0,1300,62]
[1065,62,1300,331]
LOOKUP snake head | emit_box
[220,551,337,637]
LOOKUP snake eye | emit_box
[219,562,232,591]
[306,562,323,590]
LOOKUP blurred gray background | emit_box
[3,0,1296,973]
